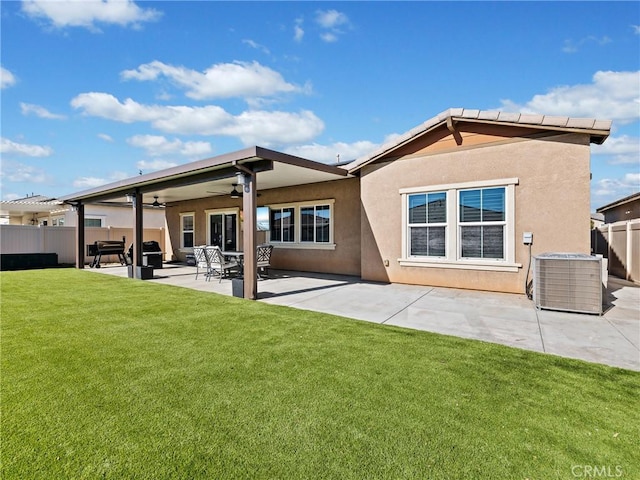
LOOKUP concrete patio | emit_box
[88,263,640,371]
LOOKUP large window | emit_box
[400,178,518,272]
[270,207,295,242]
[459,187,505,259]
[408,192,446,257]
[180,213,194,249]
[267,200,334,249]
[301,204,331,243]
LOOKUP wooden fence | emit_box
[0,225,166,265]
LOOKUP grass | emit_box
[1,269,638,479]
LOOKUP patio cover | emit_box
[59,146,350,299]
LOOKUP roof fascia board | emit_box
[596,192,640,212]
[454,117,611,144]
[254,146,349,176]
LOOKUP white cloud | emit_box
[315,9,350,42]
[562,35,611,54]
[500,70,640,125]
[315,9,349,29]
[592,134,640,165]
[127,134,212,158]
[121,60,301,100]
[0,161,47,183]
[71,92,324,145]
[97,133,114,142]
[0,137,53,157]
[285,140,379,164]
[73,171,128,188]
[73,176,109,188]
[22,0,161,30]
[242,39,270,55]
[1,66,16,89]
[20,102,67,120]
[632,25,640,35]
[136,159,178,172]
[593,173,640,197]
[294,18,304,42]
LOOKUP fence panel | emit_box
[594,220,639,283]
[0,225,166,266]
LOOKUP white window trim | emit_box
[179,212,195,252]
[204,207,240,250]
[400,179,520,272]
[267,199,336,250]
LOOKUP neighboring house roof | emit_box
[345,107,612,173]
[590,212,604,222]
[596,191,640,213]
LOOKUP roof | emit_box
[345,107,612,173]
[59,146,350,205]
[596,191,640,213]
[0,196,64,215]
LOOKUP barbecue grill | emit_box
[127,241,164,269]
[88,240,129,268]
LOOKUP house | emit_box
[596,191,640,224]
[60,108,611,298]
[0,194,166,228]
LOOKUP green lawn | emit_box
[1,269,638,479]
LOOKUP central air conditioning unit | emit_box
[533,253,603,315]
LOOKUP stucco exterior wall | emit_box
[166,177,361,276]
[600,197,640,223]
[360,131,593,294]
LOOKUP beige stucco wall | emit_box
[360,130,593,294]
[166,177,361,276]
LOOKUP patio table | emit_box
[222,251,244,276]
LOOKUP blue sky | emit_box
[1,1,638,210]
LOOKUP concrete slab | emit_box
[84,265,640,371]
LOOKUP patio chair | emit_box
[256,244,274,279]
[193,246,208,280]
[205,245,239,282]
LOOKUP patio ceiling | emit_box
[59,146,351,206]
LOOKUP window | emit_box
[400,178,518,272]
[270,207,295,242]
[180,213,194,249]
[459,187,505,259]
[84,218,102,227]
[408,192,446,257]
[267,200,334,249]
[301,204,331,243]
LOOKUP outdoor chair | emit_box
[193,246,208,280]
[205,245,239,282]
[256,244,274,279]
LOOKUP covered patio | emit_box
[59,146,351,299]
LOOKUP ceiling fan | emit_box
[207,183,261,198]
[143,195,165,208]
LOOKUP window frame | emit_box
[458,187,507,260]
[205,208,240,251]
[266,199,335,250]
[399,178,519,272]
[179,212,195,250]
[269,206,296,243]
[407,191,447,258]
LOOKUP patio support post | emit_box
[240,170,257,300]
[132,189,143,270]
[75,202,85,269]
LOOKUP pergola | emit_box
[59,146,350,299]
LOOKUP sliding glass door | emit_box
[208,211,238,252]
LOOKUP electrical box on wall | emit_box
[523,232,533,245]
